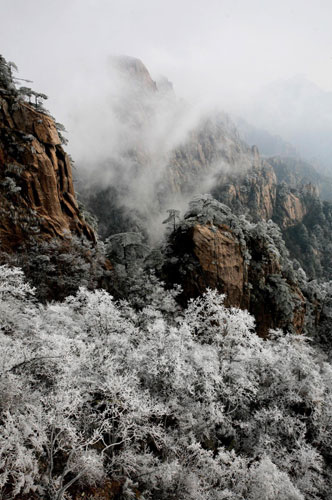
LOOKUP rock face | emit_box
[167,222,248,309]
[212,159,332,281]
[165,116,262,197]
[275,189,309,229]
[192,224,246,308]
[163,196,307,337]
[0,92,95,252]
[213,156,317,230]
[213,160,277,222]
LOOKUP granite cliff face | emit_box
[0,54,103,301]
[213,158,277,221]
[0,85,95,252]
[213,156,317,230]
[165,115,262,196]
[163,196,307,336]
[165,222,248,310]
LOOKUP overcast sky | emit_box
[1,0,332,124]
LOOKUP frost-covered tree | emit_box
[162,208,181,232]
[1,264,332,499]
[106,231,150,272]
[0,55,17,93]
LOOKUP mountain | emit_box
[1,54,332,500]
[71,55,332,335]
[0,55,106,301]
[0,57,95,251]
[1,51,331,313]
[77,57,332,283]
[78,56,279,240]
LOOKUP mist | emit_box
[2,0,332,114]
[2,0,332,239]
[69,55,253,241]
[239,76,332,174]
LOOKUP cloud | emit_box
[2,0,332,112]
[66,56,261,242]
[2,0,332,239]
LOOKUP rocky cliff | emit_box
[212,155,318,229]
[165,115,262,196]
[212,156,332,280]
[212,155,277,221]
[162,196,307,337]
[0,58,95,253]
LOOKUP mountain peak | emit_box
[110,55,157,92]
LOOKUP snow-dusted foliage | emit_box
[1,265,332,499]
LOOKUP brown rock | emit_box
[0,97,15,128]
[164,211,306,337]
[12,102,61,145]
[214,163,278,222]
[0,95,95,252]
[277,191,307,229]
[192,223,247,308]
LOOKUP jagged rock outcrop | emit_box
[165,116,262,196]
[213,158,277,221]
[162,196,307,336]
[0,91,95,252]
[212,155,332,279]
[274,187,312,229]
[212,154,318,230]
